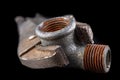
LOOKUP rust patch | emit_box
[84,44,110,73]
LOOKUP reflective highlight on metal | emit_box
[16,14,111,73]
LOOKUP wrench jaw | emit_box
[19,45,69,69]
[16,14,111,73]
[16,14,69,69]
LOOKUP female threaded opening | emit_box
[35,15,76,40]
[84,44,111,73]
[40,18,69,32]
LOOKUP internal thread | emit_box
[84,44,111,73]
[40,18,69,32]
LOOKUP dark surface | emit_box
[12,6,116,80]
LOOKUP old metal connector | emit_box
[16,14,111,73]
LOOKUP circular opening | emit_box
[40,18,69,32]
[106,50,111,68]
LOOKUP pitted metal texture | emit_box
[16,14,111,73]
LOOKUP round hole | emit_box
[40,18,69,32]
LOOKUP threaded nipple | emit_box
[84,44,111,73]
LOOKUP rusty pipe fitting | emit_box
[16,14,111,73]
[35,15,111,73]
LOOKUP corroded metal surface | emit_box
[84,44,111,73]
[75,22,94,44]
[16,14,68,68]
[16,14,111,73]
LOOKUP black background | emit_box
[12,2,118,80]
